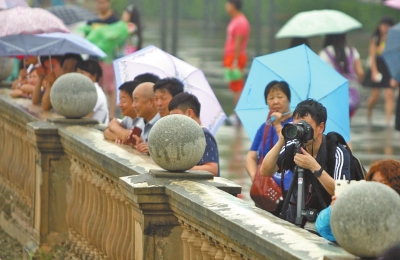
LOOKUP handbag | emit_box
[250,113,282,213]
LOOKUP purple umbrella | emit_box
[0,6,69,37]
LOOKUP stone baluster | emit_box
[14,127,24,193]
[114,188,125,260]
[109,184,119,259]
[119,194,130,260]
[97,178,109,256]
[87,170,100,258]
[215,242,225,260]
[180,220,190,259]
[66,158,78,252]
[80,165,93,256]
[16,126,26,192]
[5,123,17,186]
[125,200,134,260]
[75,162,88,255]
[26,143,35,210]
[194,230,203,260]
[105,186,118,259]
[189,226,199,259]
[101,179,113,255]
[223,247,232,260]
[207,238,218,260]
[23,134,34,205]
[69,160,77,252]
[91,173,105,256]
[200,233,210,260]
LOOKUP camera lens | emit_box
[284,124,301,139]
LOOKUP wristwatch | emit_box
[313,167,323,178]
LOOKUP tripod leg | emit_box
[295,167,305,226]
[279,167,298,219]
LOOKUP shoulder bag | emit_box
[250,115,282,213]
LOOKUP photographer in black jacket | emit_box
[260,99,350,225]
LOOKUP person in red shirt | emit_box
[223,0,250,125]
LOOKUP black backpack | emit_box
[325,132,366,181]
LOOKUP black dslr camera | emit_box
[282,120,314,142]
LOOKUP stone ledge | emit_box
[149,169,214,179]
[165,180,357,260]
[47,118,99,125]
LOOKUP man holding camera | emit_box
[260,99,350,226]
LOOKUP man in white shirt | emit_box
[130,82,160,154]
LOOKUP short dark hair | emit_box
[168,92,201,118]
[293,99,327,131]
[134,73,160,84]
[264,80,291,105]
[40,55,64,70]
[77,59,103,82]
[153,77,184,97]
[228,0,242,10]
[118,80,141,97]
[62,53,83,65]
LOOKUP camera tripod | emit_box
[279,141,326,227]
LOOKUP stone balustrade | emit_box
[0,88,357,260]
[0,90,39,245]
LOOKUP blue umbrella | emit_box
[382,22,400,82]
[235,44,350,142]
[0,32,106,57]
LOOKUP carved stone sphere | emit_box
[331,182,400,258]
[148,114,206,172]
[0,57,14,81]
[50,73,97,118]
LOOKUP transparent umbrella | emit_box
[275,9,362,39]
[114,45,227,135]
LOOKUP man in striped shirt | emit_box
[260,99,350,225]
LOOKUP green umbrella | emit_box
[275,9,362,39]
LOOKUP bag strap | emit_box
[325,47,357,77]
[258,111,273,164]
[324,47,343,74]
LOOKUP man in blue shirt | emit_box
[168,93,220,177]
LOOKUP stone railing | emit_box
[0,88,356,260]
[0,92,38,245]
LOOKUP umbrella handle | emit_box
[49,52,53,71]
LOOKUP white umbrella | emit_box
[275,9,362,39]
[113,45,226,135]
[384,0,400,10]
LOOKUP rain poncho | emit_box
[80,21,129,63]
[315,206,336,242]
